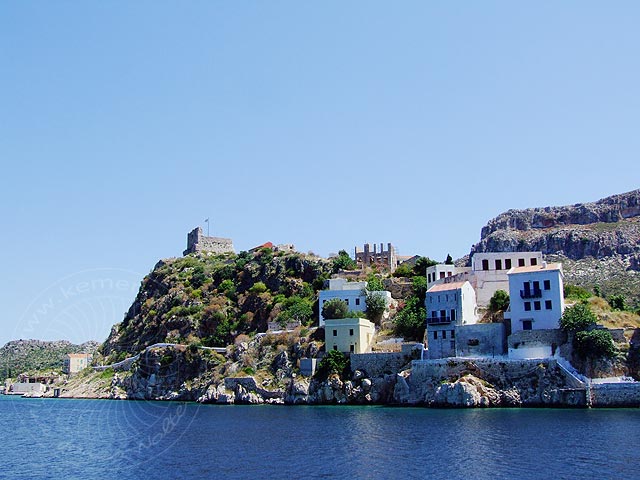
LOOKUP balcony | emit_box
[427,316,451,325]
[520,289,542,299]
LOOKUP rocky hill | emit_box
[0,339,99,381]
[100,249,333,363]
[471,189,640,304]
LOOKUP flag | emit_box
[204,218,209,223]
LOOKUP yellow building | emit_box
[324,318,375,354]
[63,353,93,374]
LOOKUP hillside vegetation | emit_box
[0,339,99,382]
[100,249,334,363]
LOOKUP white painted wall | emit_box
[508,266,565,333]
[324,318,375,354]
[508,346,553,359]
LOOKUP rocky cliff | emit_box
[471,189,640,303]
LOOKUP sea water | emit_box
[1,395,638,479]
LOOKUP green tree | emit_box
[365,291,387,323]
[412,276,428,304]
[366,274,384,292]
[413,257,437,277]
[574,329,616,359]
[445,254,454,265]
[278,296,314,325]
[332,250,357,272]
[322,298,348,320]
[488,290,510,312]
[559,303,597,332]
[317,350,350,378]
[394,296,426,341]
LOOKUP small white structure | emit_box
[63,353,93,374]
[470,252,544,307]
[324,317,375,354]
[319,279,367,327]
[506,262,565,334]
[425,281,478,358]
[318,278,392,327]
[10,382,46,395]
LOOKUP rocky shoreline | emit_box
[47,345,637,408]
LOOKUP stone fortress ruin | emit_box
[183,227,234,256]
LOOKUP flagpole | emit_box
[205,218,209,236]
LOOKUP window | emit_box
[533,281,540,291]
[433,331,438,340]
[451,309,456,322]
[524,302,531,311]
[534,301,541,311]
[518,258,525,267]
[333,330,337,337]
[447,272,452,277]
[505,259,512,269]
[440,310,446,320]
[333,345,338,351]
[345,299,349,305]
[446,294,449,302]
[531,258,538,266]
[522,320,533,330]
[350,344,355,353]
[450,341,455,350]
[355,298,360,306]
[451,329,455,339]
[442,330,447,339]
[544,280,551,290]
[349,329,354,336]
[545,300,552,310]
[428,273,432,282]
[495,259,502,270]
[440,272,445,279]
[482,259,489,271]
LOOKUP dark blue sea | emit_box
[2,395,639,480]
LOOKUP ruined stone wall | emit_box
[183,227,234,255]
[590,382,640,407]
[350,352,412,378]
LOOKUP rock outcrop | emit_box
[471,189,640,302]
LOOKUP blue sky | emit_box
[1,1,638,346]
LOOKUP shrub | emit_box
[608,294,627,311]
[366,274,384,292]
[317,350,350,378]
[394,296,426,341]
[322,298,348,320]
[332,250,357,272]
[574,329,616,359]
[488,290,510,312]
[249,281,268,294]
[564,284,592,301]
[346,310,367,318]
[559,303,597,332]
[393,264,413,278]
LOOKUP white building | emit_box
[469,252,544,307]
[425,281,478,358]
[318,278,391,327]
[63,353,93,374]
[505,262,565,334]
[324,317,375,354]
